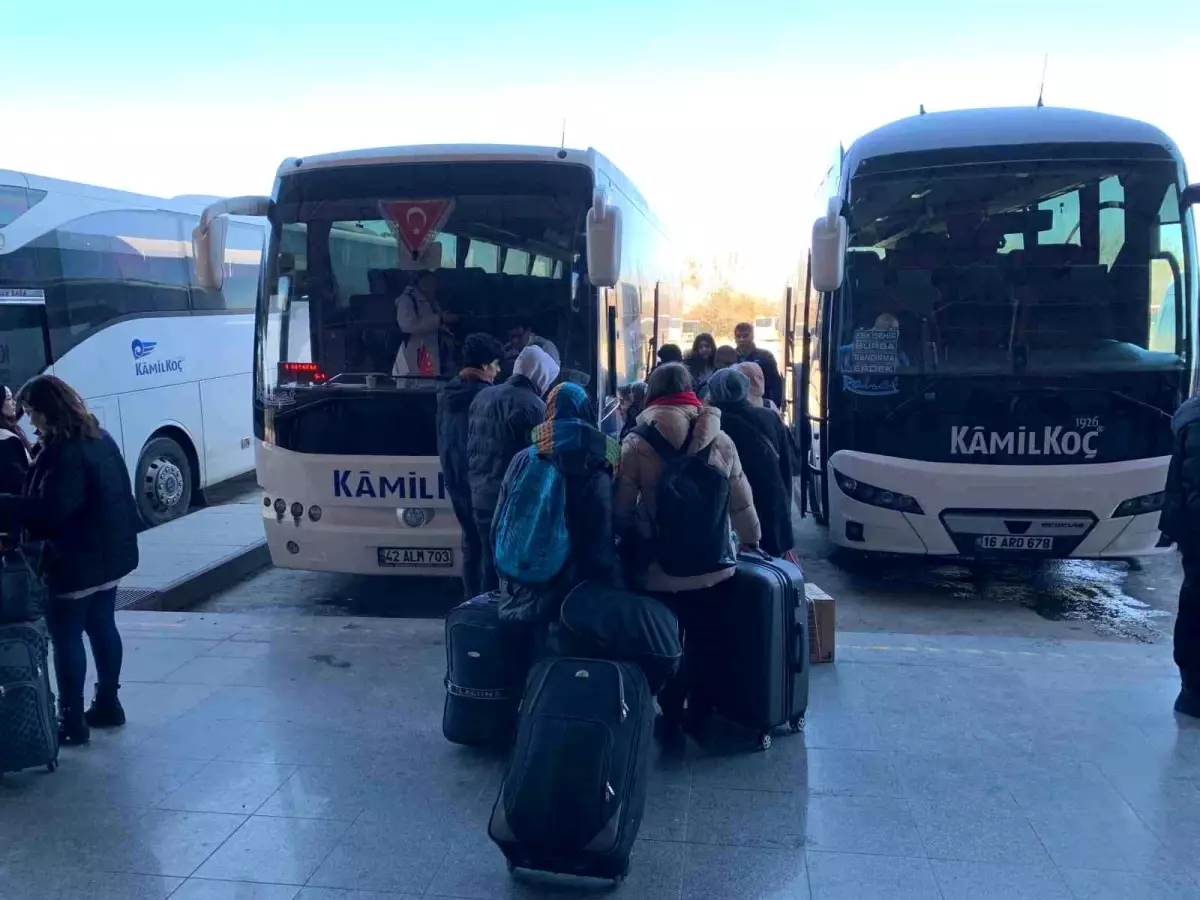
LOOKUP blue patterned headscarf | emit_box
[531,382,620,468]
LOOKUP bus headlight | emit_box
[399,508,433,528]
[1113,491,1164,518]
[833,469,924,514]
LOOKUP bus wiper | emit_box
[1026,386,1172,421]
[882,376,945,423]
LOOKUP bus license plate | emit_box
[976,536,1052,551]
[377,547,453,568]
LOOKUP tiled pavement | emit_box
[1,611,1198,900]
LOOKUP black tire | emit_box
[809,477,828,526]
[134,436,193,528]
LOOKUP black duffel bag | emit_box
[552,581,682,696]
[0,543,49,623]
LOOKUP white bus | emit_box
[0,171,263,525]
[194,145,678,576]
[800,107,1200,559]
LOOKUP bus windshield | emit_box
[258,160,593,409]
[836,158,1191,392]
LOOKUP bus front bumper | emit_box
[825,450,1172,559]
[261,497,464,577]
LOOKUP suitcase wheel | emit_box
[757,732,772,751]
[789,715,805,733]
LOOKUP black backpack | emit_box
[633,421,732,577]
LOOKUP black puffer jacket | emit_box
[711,399,799,557]
[1161,397,1200,555]
[437,372,493,502]
[468,375,546,518]
[0,430,139,595]
[495,446,619,624]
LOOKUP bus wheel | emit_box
[135,437,193,527]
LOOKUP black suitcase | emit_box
[553,581,682,696]
[0,620,59,775]
[489,658,654,884]
[696,551,809,750]
[442,593,530,747]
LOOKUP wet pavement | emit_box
[1,611,1197,900]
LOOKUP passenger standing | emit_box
[619,382,648,442]
[437,333,504,599]
[1159,394,1200,718]
[393,274,458,377]
[706,368,797,558]
[504,321,561,367]
[0,385,31,496]
[656,344,684,368]
[493,382,621,624]
[467,345,561,591]
[733,321,783,408]
[0,376,139,745]
[614,362,760,747]
[685,333,717,398]
[736,361,782,416]
[714,344,738,370]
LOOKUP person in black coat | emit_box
[493,381,621,624]
[705,367,798,557]
[734,321,784,408]
[437,333,504,600]
[0,375,140,745]
[0,384,31,498]
[1159,395,1200,718]
[467,345,560,591]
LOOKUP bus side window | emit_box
[47,209,190,359]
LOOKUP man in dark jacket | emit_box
[467,345,560,591]
[1160,396,1200,718]
[734,321,783,408]
[437,333,503,599]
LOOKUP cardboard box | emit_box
[806,583,835,664]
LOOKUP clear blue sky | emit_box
[4,0,1198,294]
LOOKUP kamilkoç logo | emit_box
[131,339,156,360]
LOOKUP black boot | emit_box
[85,684,126,729]
[58,705,90,746]
[1176,673,1200,719]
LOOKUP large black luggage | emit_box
[489,658,654,884]
[0,621,58,775]
[696,551,809,750]
[443,593,530,747]
[553,581,682,696]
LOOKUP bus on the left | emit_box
[0,170,263,526]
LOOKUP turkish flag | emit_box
[379,200,455,257]
[417,344,434,377]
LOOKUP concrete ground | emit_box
[1,611,1198,900]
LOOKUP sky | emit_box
[3,0,1199,297]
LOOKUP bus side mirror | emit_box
[587,190,622,288]
[1182,184,1200,210]
[810,196,847,293]
[193,195,274,292]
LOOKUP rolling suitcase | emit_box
[489,658,654,884]
[0,620,59,775]
[697,550,809,750]
[442,593,530,747]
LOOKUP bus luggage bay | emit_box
[801,107,1200,559]
[194,145,678,576]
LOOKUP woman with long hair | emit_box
[0,375,140,745]
[685,333,717,397]
[0,384,31,496]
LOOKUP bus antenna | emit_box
[557,120,568,159]
[919,104,926,116]
[1036,54,1048,108]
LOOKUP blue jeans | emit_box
[44,585,123,711]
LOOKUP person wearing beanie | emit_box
[466,345,561,590]
[438,333,505,599]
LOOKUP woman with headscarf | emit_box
[685,333,717,398]
[494,381,621,625]
[707,367,798,558]
[0,384,31,496]
[735,361,782,416]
